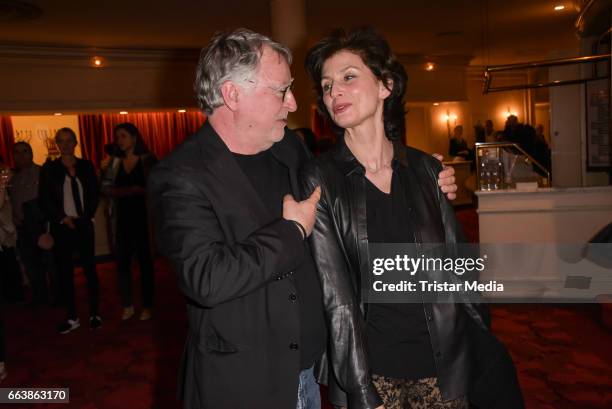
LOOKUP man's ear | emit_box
[220,81,240,111]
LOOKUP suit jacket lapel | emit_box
[271,128,301,198]
[195,122,273,242]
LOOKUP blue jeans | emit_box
[296,366,321,409]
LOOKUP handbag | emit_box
[37,222,54,250]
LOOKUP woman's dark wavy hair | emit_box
[305,27,407,141]
[113,122,150,157]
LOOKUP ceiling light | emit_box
[425,62,436,71]
[433,103,439,106]
[119,111,128,115]
[54,112,62,116]
[178,109,186,113]
[91,56,104,68]
[554,5,565,11]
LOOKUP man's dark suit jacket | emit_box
[38,157,99,223]
[148,121,312,409]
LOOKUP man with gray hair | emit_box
[149,29,325,409]
[148,28,457,409]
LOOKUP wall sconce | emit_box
[504,107,518,118]
[442,110,458,137]
[442,112,458,122]
[425,62,436,71]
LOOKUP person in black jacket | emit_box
[302,28,523,409]
[39,128,101,334]
[148,29,325,409]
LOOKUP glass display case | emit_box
[475,142,551,191]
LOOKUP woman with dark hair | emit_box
[102,123,157,321]
[302,28,523,409]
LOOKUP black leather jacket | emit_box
[300,139,491,409]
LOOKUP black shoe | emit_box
[57,318,80,334]
[89,316,102,330]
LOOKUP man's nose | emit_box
[284,89,297,112]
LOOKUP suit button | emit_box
[289,293,297,302]
[427,315,433,321]
[289,342,299,350]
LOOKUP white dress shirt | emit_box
[63,174,84,218]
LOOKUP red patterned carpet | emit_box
[3,207,611,408]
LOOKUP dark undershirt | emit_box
[233,149,326,370]
[365,169,437,380]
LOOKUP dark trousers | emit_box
[16,226,47,304]
[116,222,154,308]
[51,219,99,320]
[0,246,24,303]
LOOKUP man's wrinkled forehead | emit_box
[257,46,292,79]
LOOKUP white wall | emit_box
[10,115,82,164]
[477,186,612,243]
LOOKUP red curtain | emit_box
[0,116,15,167]
[78,111,206,167]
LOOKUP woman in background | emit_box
[102,123,157,321]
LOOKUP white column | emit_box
[270,0,311,129]
[549,61,583,187]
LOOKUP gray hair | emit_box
[194,28,292,115]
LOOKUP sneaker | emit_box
[57,318,80,334]
[89,316,102,330]
[139,308,152,321]
[121,306,135,320]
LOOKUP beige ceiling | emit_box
[0,0,583,66]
